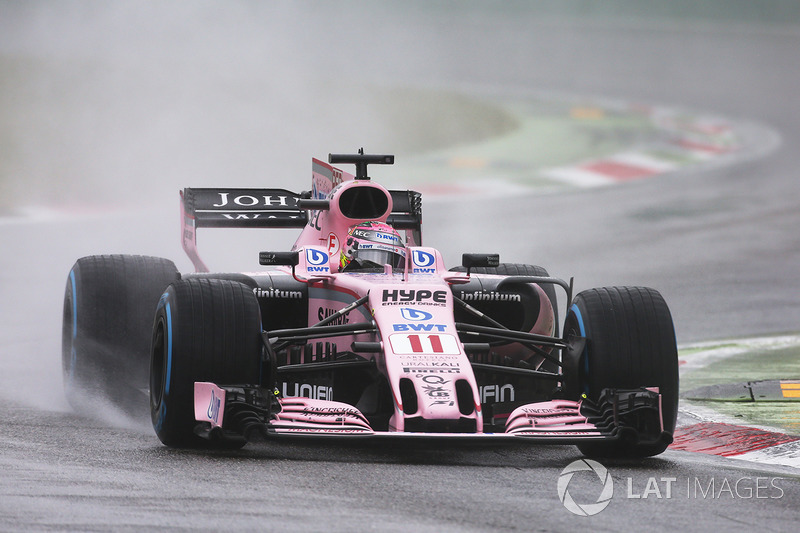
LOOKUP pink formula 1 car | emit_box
[62,151,678,457]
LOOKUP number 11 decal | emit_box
[389,333,459,355]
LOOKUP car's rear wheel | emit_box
[62,255,179,415]
[150,278,262,448]
[564,286,678,457]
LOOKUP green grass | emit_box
[681,345,800,390]
[681,344,800,434]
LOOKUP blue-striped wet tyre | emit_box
[150,278,262,448]
[62,255,180,416]
[563,286,678,458]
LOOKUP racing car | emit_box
[62,150,678,457]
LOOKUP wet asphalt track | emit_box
[2,3,800,531]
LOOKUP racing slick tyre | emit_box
[150,278,262,448]
[564,286,678,458]
[62,255,180,416]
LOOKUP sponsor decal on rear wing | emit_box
[181,188,308,272]
[182,188,308,229]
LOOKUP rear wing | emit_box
[182,188,307,228]
[181,187,422,272]
[181,188,307,272]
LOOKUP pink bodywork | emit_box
[292,158,419,265]
[272,397,374,434]
[505,400,600,437]
[195,382,226,429]
[191,158,646,440]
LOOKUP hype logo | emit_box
[412,250,436,273]
[400,308,433,321]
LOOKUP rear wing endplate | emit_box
[387,190,423,247]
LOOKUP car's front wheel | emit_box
[150,278,262,448]
[564,286,678,458]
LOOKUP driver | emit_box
[339,221,406,271]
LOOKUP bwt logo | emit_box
[306,248,330,272]
[412,250,436,273]
[393,323,447,332]
[207,390,222,425]
[375,232,400,243]
[400,308,433,321]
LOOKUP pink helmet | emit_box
[339,221,406,271]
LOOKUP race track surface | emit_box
[2,3,799,530]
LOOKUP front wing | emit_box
[193,383,667,445]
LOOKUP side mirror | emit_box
[259,251,299,266]
[461,253,499,275]
[297,198,330,210]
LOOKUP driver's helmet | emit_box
[339,221,406,271]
